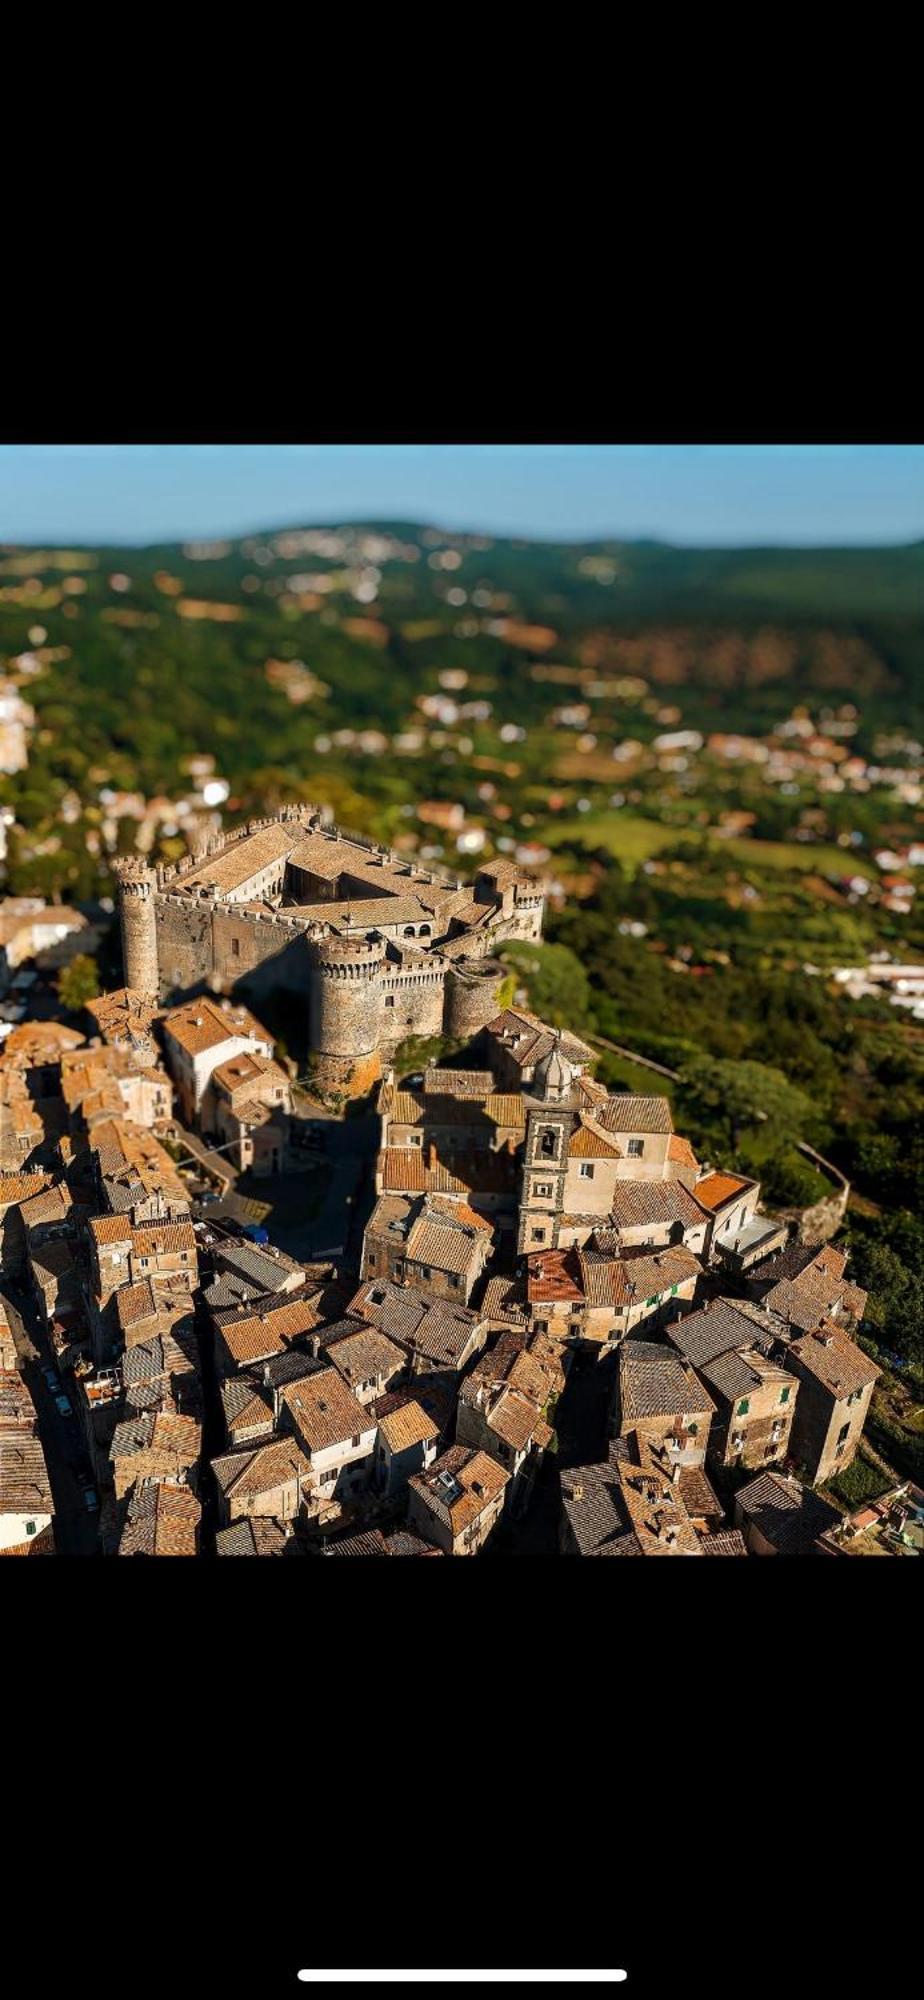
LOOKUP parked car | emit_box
[243,1224,270,1245]
[43,1368,60,1393]
[55,1395,73,1419]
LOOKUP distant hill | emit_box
[1,520,921,901]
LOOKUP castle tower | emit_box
[113,857,159,997]
[444,956,508,1041]
[517,1034,580,1256]
[310,933,386,1097]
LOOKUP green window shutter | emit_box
[737,1398,750,1416]
[671,1284,678,1296]
[779,1385,790,1404]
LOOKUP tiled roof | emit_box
[676,1462,723,1523]
[422,1067,496,1097]
[279,1366,372,1452]
[215,1282,348,1368]
[349,1279,483,1367]
[0,1429,52,1513]
[487,1387,543,1453]
[668,1135,699,1169]
[479,1275,529,1325]
[0,1171,52,1207]
[761,1247,868,1334]
[527,1249,583,1304]
[221,1376,274,1436]
[383,1529,444,1557]
[788,1322,880,1398]
[211,1240,306,1291]
[614,1445,703,1555]
[596,1094,673,1135]
[211,1051,287,1095]
[618,1339,716,1425]
[322,1323,406,1388]
[692,1170,753,1213]
[608,1180,707,1231]
[211,1436,311,1501]
[378,1399,439,1454]
[410,1445,508,1531]
[161,995,271,1057]
[215,1516,295,1556]
[668,1298,778,1370]
[568,1120,623,1159]
[735,1471,842,1554]
[579,1244,702,1310]
[560,1453,628,1555]
[699,1347,782,1403]
[700,1529,748,1556]
[118,1479,200,1556]
[111,1409,201,1464]
[483,1008,594,1072]
[322,1529,390,1556]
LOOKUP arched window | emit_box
[404,925,416,936]
[539,1128,556,1159]
[419,923,431,936]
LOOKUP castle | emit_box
[114,807,545,1094]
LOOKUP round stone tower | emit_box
[310,933,386,1096]
[444,956,507,1041]
[113,856,159,996]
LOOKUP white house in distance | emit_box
[159,996,274,1126]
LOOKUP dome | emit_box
[533,1032,575,1102]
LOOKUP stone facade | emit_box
[114,808,544,1096]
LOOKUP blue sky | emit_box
[0,444,921,547]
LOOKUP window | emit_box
[688,1422,698,1436]
[534,1319,549,1334]
[367,1255,376,1270]
[671,1284,678,1297]
[449,1273,461,1288]
[539,1129,557,1159]
[352,1434,362,1450]
[25,1520,36,1537]
[627,1138,644,1158]
[737,1398,750,1416]
[531,1227,546,1243]
[837,1421,851,1444]
[385,994,395,1008]
[535,1182,553,1198]
[579,1163,595,1180]
[231,937,240,958]
[779,1385,790,1404]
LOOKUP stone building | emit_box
[667,1299,799,1473]
[360,1191,494,1305]
[783,1321,880,1487]
[407,1444,509,1555]
[113,808,545,1096]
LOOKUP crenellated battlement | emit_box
[114,803,545,1090]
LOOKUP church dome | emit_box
[534,1033,575,1101]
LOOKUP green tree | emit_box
[57,954,100,1012]
[676,1055,813,1155]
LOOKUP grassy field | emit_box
[543,813,685,868]
[542,811,877,880]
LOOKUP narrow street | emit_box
[2,1279,100,1556]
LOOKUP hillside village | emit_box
[1,813,919,1559]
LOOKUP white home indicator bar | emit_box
[297,1976,628,1986]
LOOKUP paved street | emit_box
[2,1280,100,1555]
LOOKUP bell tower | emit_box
[516,1033,579,1256]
